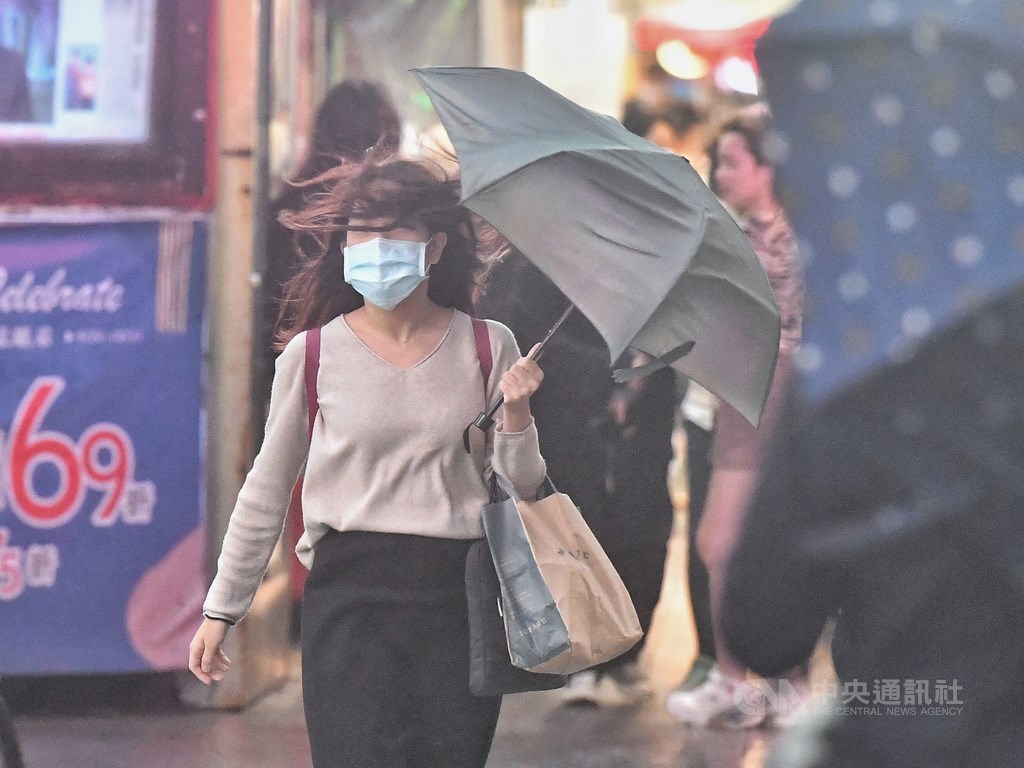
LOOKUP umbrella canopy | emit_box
[745,1,1024,713]
[413,66,780,426]
[757,0,1024,402]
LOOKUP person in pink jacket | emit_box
[667,114,807,730]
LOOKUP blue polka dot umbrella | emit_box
[758,0,1024,402]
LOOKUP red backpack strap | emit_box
[464,318,492,454]
[471,317,492,390]
[304,327,321,440]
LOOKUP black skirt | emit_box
[300,529,502,768]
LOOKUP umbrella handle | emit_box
[462,304,574,452]
[471,397,504,436]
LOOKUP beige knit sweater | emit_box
[204,311,547,623]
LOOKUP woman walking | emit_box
[189,153,547,768]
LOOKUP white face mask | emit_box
[342,237,429,311]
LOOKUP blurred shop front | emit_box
[0,0,213,682]
[516,0,801,119]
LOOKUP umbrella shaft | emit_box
[533,304,576,360]
[479,303,575,425]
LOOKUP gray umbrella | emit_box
[413,66,780,426]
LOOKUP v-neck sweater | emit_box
[204,311,547,623]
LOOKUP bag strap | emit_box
[471,317,492,391]
[493,473,558,504]
[465,318,492,455]
[304,327,321,440]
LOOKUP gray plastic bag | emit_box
[483,476,642,675]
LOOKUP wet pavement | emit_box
[492,687,776,768]
[4,505,785,768]
[6,665,776,768]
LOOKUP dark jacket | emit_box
[257,182,341,413]
[722,284,1024,767]
[476,252,612,520]
[478,253,679,655]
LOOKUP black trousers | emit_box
[590,367,677,672]
[301,530,502,768]
[684,419,716,659]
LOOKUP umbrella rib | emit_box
[460,146,669,204]
[612,341,696,383]
[589,228,661,259]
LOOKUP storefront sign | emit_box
[0,217,206,674]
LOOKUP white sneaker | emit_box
[665,667,730,724]
[665,667,766,729]
[560,670,601,707]
[766,681,813,729]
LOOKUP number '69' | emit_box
[2,377,135,529]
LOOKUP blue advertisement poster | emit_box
[0,217,206,674]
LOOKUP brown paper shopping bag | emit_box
[483,476,643,675]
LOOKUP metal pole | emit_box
[250,0,274,463]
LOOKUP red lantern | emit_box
[635,17,772,65]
